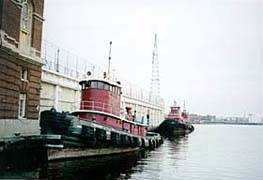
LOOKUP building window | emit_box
[20,0,32,49]
[21,1,31,31]
[21,67,28,81]
[18,94,26,118]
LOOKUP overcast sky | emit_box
[43,0,263,117]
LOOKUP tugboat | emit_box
[40,77,163,161]
[150,101,194,138]
[40,42,162,161]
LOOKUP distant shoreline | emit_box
[191,122,263,126]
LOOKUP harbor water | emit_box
[1,124,262,179]
[128,124,263,180]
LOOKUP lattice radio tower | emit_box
[150,33,160,99]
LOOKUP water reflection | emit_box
[40,150,149,179]
[0,149,153,179]
[0,136,189,180]
[128,136,189,180]
[167,136,189,157]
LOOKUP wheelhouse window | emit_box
[86,81,119,93]
[104,83,110,90]
[90,81,98,88]
[84,81,91,89]
[18,94,26,118]
[98,82,104,89]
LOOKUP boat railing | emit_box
[72,100,120,115]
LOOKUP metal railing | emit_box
[121,81,165,107]
[72,100,120,116]
[41,40,104,79]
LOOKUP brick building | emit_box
[0,0,44,136]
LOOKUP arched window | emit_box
[21,2,30,30]
[20,0,32,48]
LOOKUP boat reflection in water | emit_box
[40,137,188,179]
[0,149,150,179]
[40,150,149,179]
[0,137,189,179]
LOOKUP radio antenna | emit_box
[108,41,112,80]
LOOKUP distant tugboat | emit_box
[150,101,194,138]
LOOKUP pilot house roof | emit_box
[79,78,122,88]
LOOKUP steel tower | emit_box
[150,34,160,99]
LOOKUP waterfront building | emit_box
[0,0,44,136]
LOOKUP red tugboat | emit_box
[40,41,162,161]
[72,78,146,137]
[150,101,194,138]
[40,77,163,161]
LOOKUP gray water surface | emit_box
[127,124,263,180]
[0,124,262,180]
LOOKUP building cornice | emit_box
[18,51,44,66]
[0,30,44,65]
[0,45,44,66]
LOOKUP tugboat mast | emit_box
[108,41,112,80]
